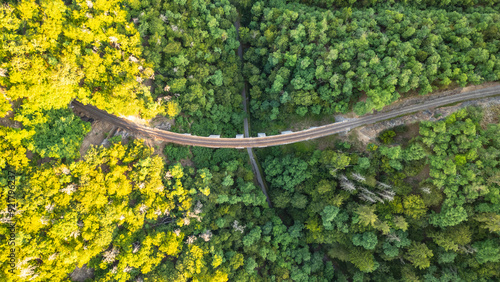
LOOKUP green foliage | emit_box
[1,0,162,118]
[393,216,409,232]
[245,257,258,274]
[3,0,500,280]
[429,225,472,251]
[379,130,396,144]
[405,242,434,270]
[0,141,189,281]
[319,149,351,170]
[281,0,500,8]
[20,108,91,160]
[438,251,457,264]
[352,232,378,250]
[0,126,30,170]
[402,195,427,219]
[403,144,426,162]
[244,2,500,123]
[357,157,370,171]
[2,104,500,281]
[474,213,500,233]
[263,154,311,192]
[243,227,262,247]
[382,230,411,258]
[257,106,500,280]
[420,185,444,207]
[126,0,244,134]
[349,247,378,273]
[473,240,500,264]
[320,205,340,230]
[356,205,378,227]
[429,203,468,227]
[163,144,190,162]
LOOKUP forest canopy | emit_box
[257,106,500,280]
[242,0,500,124]
[1,0,500,281]
[124,0,245,136]
[0,0,163,119]
[2,106,499,281]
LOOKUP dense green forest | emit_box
[2,107,499,281]
[242,0,500,129]
[1,0,500,281]
[258,107,500,280]
[1,0,245,135]
[286,0,500,9]
[124,0,246,136]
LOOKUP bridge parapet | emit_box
[235,134,244,149]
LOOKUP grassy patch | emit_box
[281,140,318,155]
[250,112,335,136]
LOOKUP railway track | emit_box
[72,85,500,148]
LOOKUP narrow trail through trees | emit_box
[235,19,272,208]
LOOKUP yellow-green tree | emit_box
[0,0,162,118]
[0,140,202,281]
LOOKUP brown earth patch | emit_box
[346,129,369,153]
[144,78,155,95]
[149,115,174,130]
[0,109,21,129]
[315,135,341,151]
[357,91,368,103]
[180,158,195,167]
[76,105,173,162]
[481,104,500,129]
[79,120,116,158]
[287,114,335,132]
[69,265,94,282]
[407,164,430,189]
[144,138,168,161]
[393,122,421,145]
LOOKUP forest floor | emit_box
[286,114,336,132]
[69,265,94,282]
[0,102,22,129]
[407,164,431,189]
[78,120,116,157]
[393,122,421,143]
[480,103,500,128]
